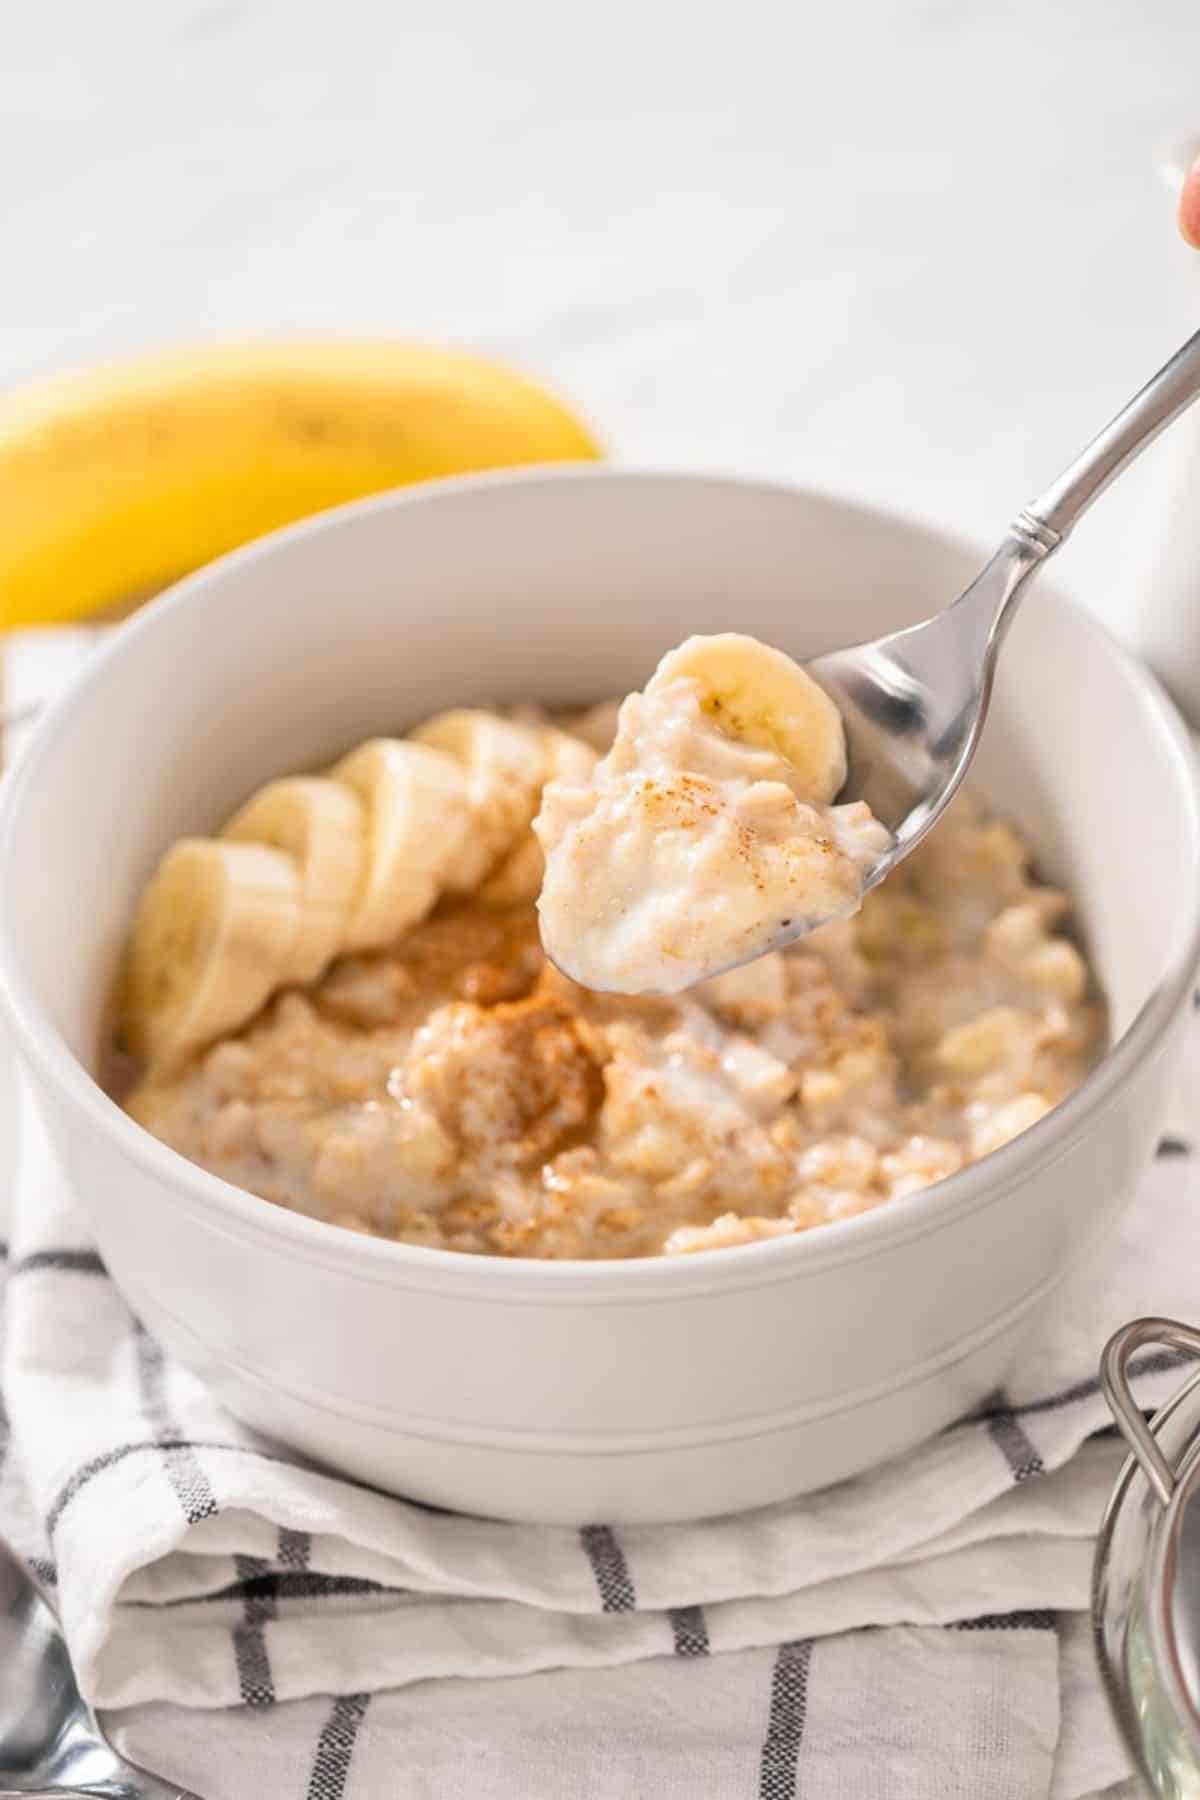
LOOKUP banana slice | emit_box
[648,632,847,803]
[540,725,599,789]
[553,699,621,755]
[331,738,471,950]
[124,838,302,1071]
[478,726,598,905]
[478,833,546,907]
[410,710,547,891]
[222,776,365,984]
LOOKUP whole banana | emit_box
[0,337,600,628]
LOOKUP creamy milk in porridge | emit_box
[120,677,1103,1258]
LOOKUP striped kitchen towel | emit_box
[2,1090,1198,1795]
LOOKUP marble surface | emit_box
[2,0,1199,641]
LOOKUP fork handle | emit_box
[1016,325,1200,546]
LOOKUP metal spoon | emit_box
[0,1536,199,1798]
[794,325,1200,940]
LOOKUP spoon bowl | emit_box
[806,523,1046,889]
[0,1535,195,1798]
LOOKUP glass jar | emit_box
[1095,1320,1200,1795]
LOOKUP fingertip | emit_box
[1180,158,1200,250]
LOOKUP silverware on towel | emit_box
[0,1534,200,1798]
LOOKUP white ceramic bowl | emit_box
[2,469,1198,1525]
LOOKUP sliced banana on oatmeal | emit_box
[332,738,471,950]
[648,632,847,803]
[478,832,546,906]
[222,776,366,984]
[540,725,600,788]
[478,726,599,906]
[124,838,302,1069]
[410,710,547,891]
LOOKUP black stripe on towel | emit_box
[963,1348,1193,1427]
[759,1639,813,1800]
[11,1248,107,1276]
[278,1527,313,1571]
[951,1610,1056,1631]
[669,1604,710,1657]
[986,1397,1045,1483]
[131,1571,390,1609]
[45,1437,299,1540]
[233,1553,276,1706]
[580,1525,637,1612]
[307,1693,372,1800]
[133,1323,218,1526]
[1021,1349,1190,1416]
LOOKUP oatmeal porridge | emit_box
[536,634,891,993]
[118,681,1103,1257]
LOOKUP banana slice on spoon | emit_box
[648,632,847,803]
[535,632,889,995]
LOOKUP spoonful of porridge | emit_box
[536,325,1200,995]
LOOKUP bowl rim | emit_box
[3,462,1199,1290]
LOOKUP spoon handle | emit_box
[123,1774,204,1799]
[1017,326,1200,546]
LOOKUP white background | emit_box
[1,0,1198,631]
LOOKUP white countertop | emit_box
[2,0,1198,631]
